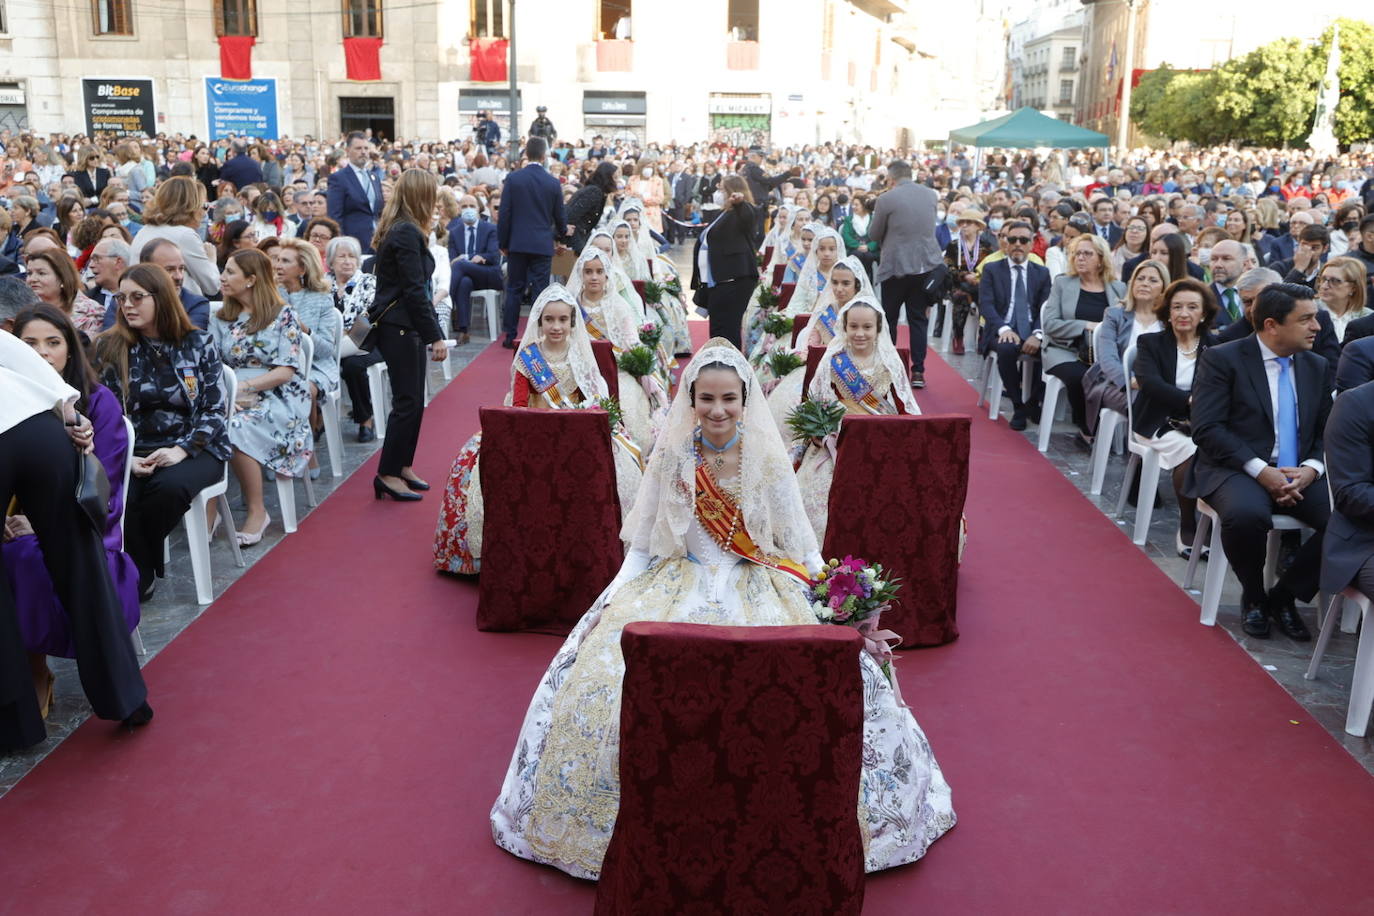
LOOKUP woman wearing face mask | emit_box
[794,298,919,542]
[491,337,953,880]
[627,161,667,235]
[1279,172,1312,202]
[250,191,286,240]
[5,305,141,718]
[432,286,643,576]
[1330,203,1364,256]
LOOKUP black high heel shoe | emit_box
[402,476,431,491]
[374,476,423,501]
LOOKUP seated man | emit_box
[1218,267,1339,388]
[90,237,131,330]
[1269,224,1329,289]
[447,193,501,345]
[138,237,211,330]
[1320,377,1374,601]
[977,220,1050,432]
[1188,283,1332,641]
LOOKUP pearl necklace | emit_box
[1177,341,1200,357]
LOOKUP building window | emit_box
[1061,46,1076,70]
[471,0,505,38]
[597,0,631,40]
[727,0,757,41]
[342,0,382,39]
[1059,79,1074,105]
[215,0,257,36]
[92,0,133,35]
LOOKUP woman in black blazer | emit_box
[690,174,759,347]
[370,168,447,502]
[1130,277,1220,555]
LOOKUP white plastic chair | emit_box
[1184,500,1315,627]
[274,333,318,535]
[1305,588,1374,736]
[316,309,346,479]
[367,361,390,440]
[472,289,502,339]
[975,352,1035,422]
[1089,322,1127,495]
[1112,345,1163,545]
[183,367,245,605]
[112,416,147,654]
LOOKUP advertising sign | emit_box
[82,78,156,136]
[205,78,279,140]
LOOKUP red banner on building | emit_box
[218,36,254,81]
[470,38,509,83]
[344,37,383,81]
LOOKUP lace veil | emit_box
[616,198,658,261]
[609,218,649,281]
[792,224,844,311]
[505,283,608,406]
[809,296,920,415]
[623,338,820,565]
[793,254,869,354]
[565,246,642,350]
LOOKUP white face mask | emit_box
[641,168,653,179]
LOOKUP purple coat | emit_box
[2,384,140,656]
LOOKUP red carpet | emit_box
[2,330,1373,914]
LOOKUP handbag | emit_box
[1075,329,1095,365]
[74,448,110,534]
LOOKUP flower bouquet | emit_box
[664,276,683,300]
[582,395,623,430]
[617,345,657,379]
[810,556,904,693]
[762,309,794,339]
[766,348,805,385]
[638,321,663,351]
[785,398,845,443]
[756,284,780,311]
[642,279,665,306]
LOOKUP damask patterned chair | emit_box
[596,622,866,916]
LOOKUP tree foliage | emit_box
[1127,18,1374,146]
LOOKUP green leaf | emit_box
[786,399,845,442]
[767,348,805,379]
[763,310,794,338]
[616,345,657,379]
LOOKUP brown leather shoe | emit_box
[951,337,965,355]
[910,371,926,389]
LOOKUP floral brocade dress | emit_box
[432,356,643,576]
[210,306,313,477]
[795,359,902,545]
[490,455,955,879]
[580,299,659,453]
[766,314,839,442]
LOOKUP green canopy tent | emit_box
[948,107,1110,174]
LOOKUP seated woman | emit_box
[761,204,798,273]
[566,247,666,453]
[1316,256,1371,342]
[795,298,920,544]
[490,338,954,880]
[1130,277,1219,557]
[4,305,140,718]
[92,263,229,598]
[610,219,649,282]
[273,238,340,476]
[209,249,312,546]
[1084,258,1167,429]
[743,221,819,358]
[25,249,104,335]
[781,217,815,284]
[785,225,843,317]
[765,255,868,439]
[1040,233,1126,442]
[326,236,382,442]
[433,286,644,576]
[586,229,644,316]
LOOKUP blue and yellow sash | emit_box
[518,343,556,393]
[831,351,891,414]
[818,303,837,337]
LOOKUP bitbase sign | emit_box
[205,78,279,141]
[82,78,156,137]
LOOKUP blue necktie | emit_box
[1276,356,1299,468]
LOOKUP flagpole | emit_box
[508,0,519,161]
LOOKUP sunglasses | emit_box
[1006,236,1032,245]
[113,291,153,306]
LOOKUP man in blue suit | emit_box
[978,220,1052,431]
[448,193,501,344]
[138,238,210,329]
[327,131,385,254]
[496,137,567,348]
[1088,197,1123,247]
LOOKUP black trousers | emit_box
[0,412,148,748]
[881,271,939,373]
[1046,361,1090,432]
[503,252,551,340]
[1205,471,1329,605]
[707,277,757,349]
[450,261,504,333]
[991,340,1036,410]
[375,323,427,477]
[124,449,225,592]
[341,350,386,424]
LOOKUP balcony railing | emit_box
[1060,62,1078,73]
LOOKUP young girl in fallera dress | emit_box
[490,339,954,880]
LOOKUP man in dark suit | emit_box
[139,238,210,330]
[741,147,799,238]
[1218,267,1339,390]
[1259,210,1312,266]
[1208,240,1248,328]
[327,131,385,254]
[216,139,262,193]
[666,163,695,245]
[1188,283,1332,640]
[497,137,566,349]
[1320,379,1374,602]
[447,193,501,344]
[978,220,1051,431]
[1268,224,1328,289]
[1089,197,1122,247]
[1335,338,1374,392]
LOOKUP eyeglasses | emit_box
[112,291,152,306]
[1318,276,1348,287]
[1006,236,1032,245]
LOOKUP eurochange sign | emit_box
[82,78,156,137]
[205,78,279,141]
